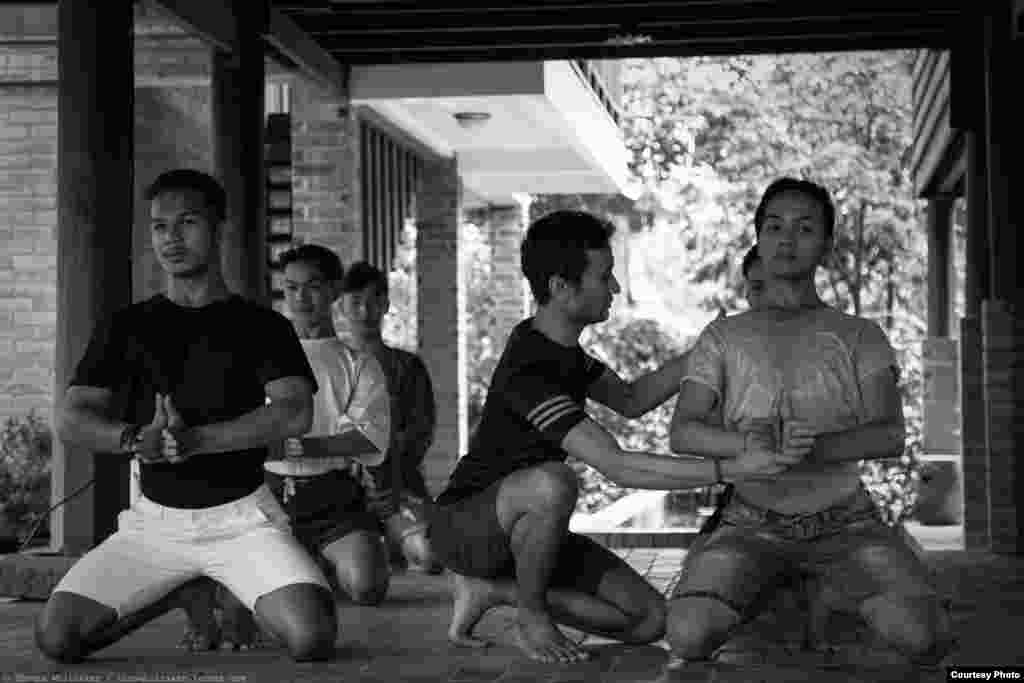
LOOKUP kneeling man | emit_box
[427,210,797,664]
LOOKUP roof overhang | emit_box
[351,60,631,205]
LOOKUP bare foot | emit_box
[177,580,221,652]
[218,589,277,651]
[448,573,504,648]
[515,608,590,664]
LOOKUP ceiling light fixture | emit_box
[453,111,492,129]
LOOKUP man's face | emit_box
[757,190,831,281]
[150,190,219,278]
[283,260,336,324]
[745,258,767,309]
[339,284,387,331]
[558,247,619,325]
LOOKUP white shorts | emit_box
[53,484,329,617]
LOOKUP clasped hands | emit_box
[732,415,817,478]
[131,393,199,465]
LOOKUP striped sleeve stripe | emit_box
[527,395,579,431]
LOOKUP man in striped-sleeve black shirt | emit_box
[427,210,800,665]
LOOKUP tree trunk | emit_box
[852,201,867,316]
[885,256,895,333]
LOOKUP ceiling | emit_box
[273,1,966,65]
[351,61,632,202]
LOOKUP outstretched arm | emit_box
[587,352,689,419]
[562,417,791,490]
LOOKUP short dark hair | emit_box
[753,177,835,240]
[521,210,614,305]
[143,169,227,223]
[340,260,388,297]
[279,244,344,283]
[741,244,760,280]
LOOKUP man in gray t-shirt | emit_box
[666,179,954,667]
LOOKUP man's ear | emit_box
[548,274,568,301]
[820,234,835,267]
[329,281,343,304]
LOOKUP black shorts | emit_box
[427,479,622,595]
[265,469,381,555]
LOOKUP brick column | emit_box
[416,155,464,497]
[961,129,990,549]
[486,199,531,352]
[979,2,1024,553]
[982,300,1022,553]
[289,76,361,266]
[960,315,987,548]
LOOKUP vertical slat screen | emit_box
[360,117,423,273]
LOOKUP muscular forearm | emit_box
[194,399,310,455]
[604,451,717,490]
[56,405,130,455]
[810,420,905,463]
[622,353,690,418]
[669,420,746,459]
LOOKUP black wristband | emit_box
[119,423,142,454]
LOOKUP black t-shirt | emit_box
[70,294,317,508]
[435,318,607,505]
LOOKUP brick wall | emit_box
[486,202,530,353]
[982,299,1023,553]
[289,77,362,266]
[960,315,989,549]
[1,43,58,423]
[417,156,465,497]
[1,36,215,425]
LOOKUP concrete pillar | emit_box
[980,2,1024,553]
[961,130,991,550]
[212,1,268,304]
[416,156,464,497]
[486,198,531,352]
[52,0,134,554]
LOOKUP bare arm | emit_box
[562,417,785,490]
[668,380,746,459]
[192,376,314,454]
[810,368,905,463]
[55,386,131,455]
[587,353,689,419]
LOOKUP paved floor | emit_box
[1,532,1023,682]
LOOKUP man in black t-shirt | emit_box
[427,210,800,664]
[34,170,336,663]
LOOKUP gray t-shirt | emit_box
[684,306,899,514]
